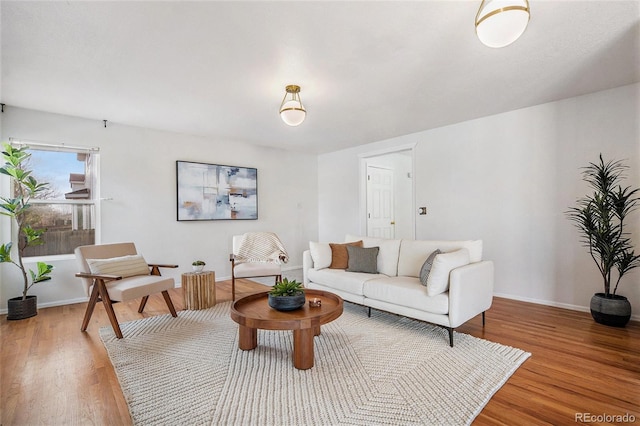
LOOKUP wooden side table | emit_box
[182,271,216,310]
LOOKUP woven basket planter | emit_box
[590,293,631,327]
[7,295,38,320]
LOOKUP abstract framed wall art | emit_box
[176,160,258,221]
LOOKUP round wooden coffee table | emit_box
[230,289,343,370]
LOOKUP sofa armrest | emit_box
[448,261,494,328]
[303,250,313,286]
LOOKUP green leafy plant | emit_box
[0,143,54,299]
[269,278,304,296]
[192,260,206,266]
[566,154,640,297]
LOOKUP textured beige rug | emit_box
[100,302,530,425]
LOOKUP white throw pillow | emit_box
[87,254,150,278]
[309,242,332,270]
[426,248,470,296]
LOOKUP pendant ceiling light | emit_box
[475,0,530,48]
[279,85,306,126]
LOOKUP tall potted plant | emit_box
[567,154,640,327]
[0,143,54,320]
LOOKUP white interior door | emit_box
[367,165,394,238]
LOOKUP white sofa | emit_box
[303,235,494,346]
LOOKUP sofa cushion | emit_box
[397,240,482,277]
[86,254,150,278]
[329,240,363,269]
[363,275,449,315]
[426,248,470,296]
[309,241,332,270]
[419,249,441,286]
[345,234,401,276]
[307,267,382,296]
[346,246,379,273]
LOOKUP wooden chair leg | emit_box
[97,281,123,339]
[81,281,101,332]
[162,290,178,317]
[138,296,149,313]
[232,275,236,302]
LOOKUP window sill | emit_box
[23,254,76,263]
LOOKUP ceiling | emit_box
[2,1,639,154]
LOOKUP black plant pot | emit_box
[268,293,306,311]
[7,295,38,320]
[590,293,631,327]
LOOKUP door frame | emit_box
[358,143,417,239]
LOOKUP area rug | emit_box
[100,302,530,426]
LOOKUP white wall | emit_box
[318,84,640,317]
[0,107,318,310]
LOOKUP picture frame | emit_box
[176,160,258,221]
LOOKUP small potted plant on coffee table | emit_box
[268,278,306,311]
[191,260,206,273]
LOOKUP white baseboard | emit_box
[282,264,302,272]
[197,264,302,285]
[7,271,635,323]
[494,292,640,322]
[0,296,90,315]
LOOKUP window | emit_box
[12,142,100,258]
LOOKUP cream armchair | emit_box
[229,233,288,301]
[75,242,178,338]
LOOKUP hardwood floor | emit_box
[2,279,639,425]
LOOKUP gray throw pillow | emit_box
[419,249,442,286]
[346,246,379,274]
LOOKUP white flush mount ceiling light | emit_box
[279,85,306,126]
[475,0,530,48]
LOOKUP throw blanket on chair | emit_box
[236,232,289,264]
